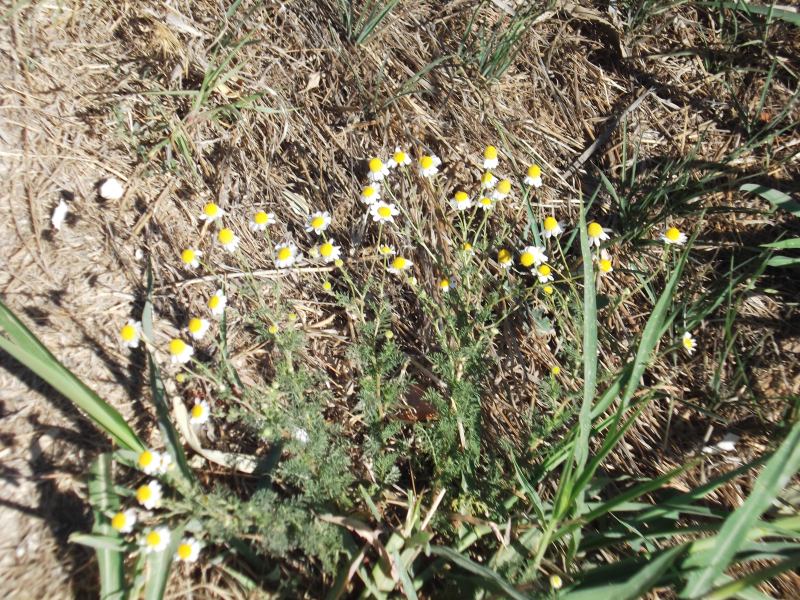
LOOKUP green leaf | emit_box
[766,255,800,268]
[740,183,800,215]
[680,421,800,598]
[88,454,126,600]
[428,546,530,600]
[69,533,128,553]
[760,237,800,249]
[704,553,800,600]
[390,550,419,600]
[141,261,193,482]
[0,301,145,452]
[563,543,688,600]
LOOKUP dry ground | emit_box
[1,0,799,597]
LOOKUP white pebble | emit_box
[99,177,125,201]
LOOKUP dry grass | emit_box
[1,0,799,597]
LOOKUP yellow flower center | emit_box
[191,404,205,419]
[543,285,554,295]
[665,227,681,242]
[319,242,334,257]
[599,259,612,272]
[480,197,492,206]
[169,339,187,356]
[683,336,694,349]
[203,203,219,217]
[439,278,449,289]
[268,324,278,335]
[120,324,136,342]
[420,156,434,169]
[462,243,473,251]
[520,252,535,267]
[277,247,292,261]
[181,249,196,264]
[254,211,268,225]
[587,222,604,238]
[310,216,325,229]
[538,264,552,277]
[146,531,162,548]
[454,191,468,203]
[393,150,406,163]
[543,216,558,231]
[335,258,344,267]
[497,179,511,194]
[377,206,392,218]
[188,318,204,334]
[498,249,511,263]
[138,450,154,468]
[363,186,376,198]
[484,145,497,159]
[551,366,561,375]
[322,281,332,290]
[369,158,383,172]
[528,164,541,178]
[136,485,152,503]
[111,513,127,530]
[177,543,193,560]
[218,228,234,245]
[379,245,392,255]
[481,172,494,184]
[208,295,220,309]
[391,257,407,270]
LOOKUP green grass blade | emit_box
[390,550,419,600]
[0,302,145,452]
[704,553,800,600]
[761,237,800,249]
[563,543,688,600]
[680,420,800,598]
[696,1,800,26]
[88,454,126,600]
[142,262,194,482]
[428,546,530,600]
[355,0,399,45]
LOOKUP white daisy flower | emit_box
[378,244,395,256]
[186,317,210,341]
[137,449,165,475]
[480,171,497,189]
[368,157,390,182]
[169,338,194,364]
[119,320,142,349]
[293,427,309,444]
[477,196,495,211]
[249,210,275,232]
[662,226,687,245]
[175,538,202,563]
[135,480,163,510]
[142,526,171,554]
[360,183,381,205]
[208,289,227,317]
[449,191,473,211]
[189,400,210,426]
[596,249,613,274]
[524,164,543,188]
[318,239,341,263]
[217,227,239,253]
[370,201,399,223]
[387,147,411,168]
[99,178,125,201]
[418,154,441,178]
[483,145,499,170]
[492,179,512,200]
[199,202,224,224]
[438,278,451,292]
[306,211,331,235]
[110,509,137,534]
[587,222,610,247]
[542,216,563,238]
[180,248,202,269]
[497,249,513,269]
[387,256,413,275]
[274,242,299,268]
[682,331,696,355]
[158,453,172,474]
[536,264,554,283]
[520,246,548,268]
